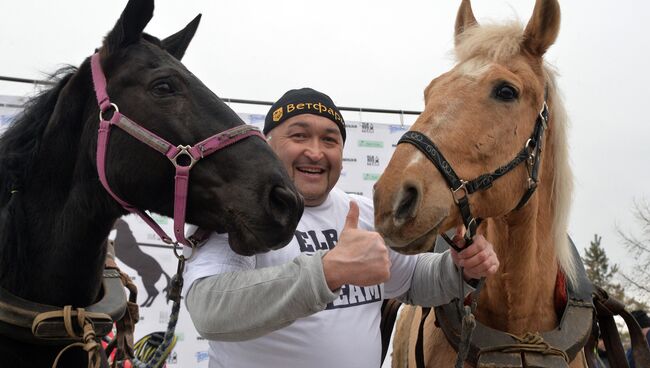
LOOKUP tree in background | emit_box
[618,199,650,307]
[583,234,647,311]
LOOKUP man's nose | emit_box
[304,140,324,161]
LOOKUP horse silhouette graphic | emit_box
[112,218,170,307]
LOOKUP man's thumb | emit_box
[344,201,360,229]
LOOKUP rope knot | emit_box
[50,306,103,368]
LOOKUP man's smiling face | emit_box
[267,113,343,207]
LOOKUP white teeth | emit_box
[298,167,324,174]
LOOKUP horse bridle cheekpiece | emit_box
[90,53,264,250]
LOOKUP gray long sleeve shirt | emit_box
[185,248,471,341]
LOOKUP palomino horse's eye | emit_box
[493,83,518,101]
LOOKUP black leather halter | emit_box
[397,100,549,245]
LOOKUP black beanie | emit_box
[632,310,650,329]
[264,88,346,142]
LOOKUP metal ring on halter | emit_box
[171,145,198,169]
[99,103,119,122]
[172,241,196,261]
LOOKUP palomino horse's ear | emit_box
[522,0,560,57]
[162,14,202,61]
[103,0,154,55]
[454,0,478,46]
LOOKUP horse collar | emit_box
[90,53,264,249]
[431,238,594,367]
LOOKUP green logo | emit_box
[151,213,169,224]
[363,173,380,181]
[358,140,384,148]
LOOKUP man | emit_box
[626,309,650,368]
[183,88,499,368]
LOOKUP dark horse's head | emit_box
[0,0,302,365]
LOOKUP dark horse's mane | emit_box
[0,67,77,206]
[0,34,163,209]
[0,66,88,289]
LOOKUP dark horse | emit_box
[0,0,303,366]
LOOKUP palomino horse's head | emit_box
[90,0,303,255]
[374,0,572,265]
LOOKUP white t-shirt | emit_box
[183,187,418,368]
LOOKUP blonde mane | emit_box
[454,22,577,285]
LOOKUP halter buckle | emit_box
[451,180,469,204]
[171,145,198,169]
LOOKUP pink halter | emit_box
[90,53,265,247]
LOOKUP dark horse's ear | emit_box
[162,14,202,61]
[103,0,155,55]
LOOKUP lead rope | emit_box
[441,229,486,368]
[120,243,193,368]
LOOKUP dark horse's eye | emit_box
[493,83,518,101]
[151,81,175,96]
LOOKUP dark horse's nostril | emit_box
[269,185,298,219]
[395,186,419,220]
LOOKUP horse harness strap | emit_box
[430,239,594,368]
[0,267,126,344]
[584,286,650,368]
[90,53,264,249]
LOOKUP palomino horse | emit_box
[374,0,590,366]
[0,0,302,366]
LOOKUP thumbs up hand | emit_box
[322,201,391,291]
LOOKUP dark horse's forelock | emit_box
[0,67,77,207]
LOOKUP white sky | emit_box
[2,0,649,276]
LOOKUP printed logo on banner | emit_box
[366,155,380,166]
[358,140,383,148]
[345,191,363,196]
[159,311,170,324]
[342,157,357,162]
[363,173,381,181]
[361,122,374,133]
[166,352,178,364]
[389,124,408,134]
[196,351,209,363]
[249,113,265,125]
[345,123,358,129]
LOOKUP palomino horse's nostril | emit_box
[395,186,419,220]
